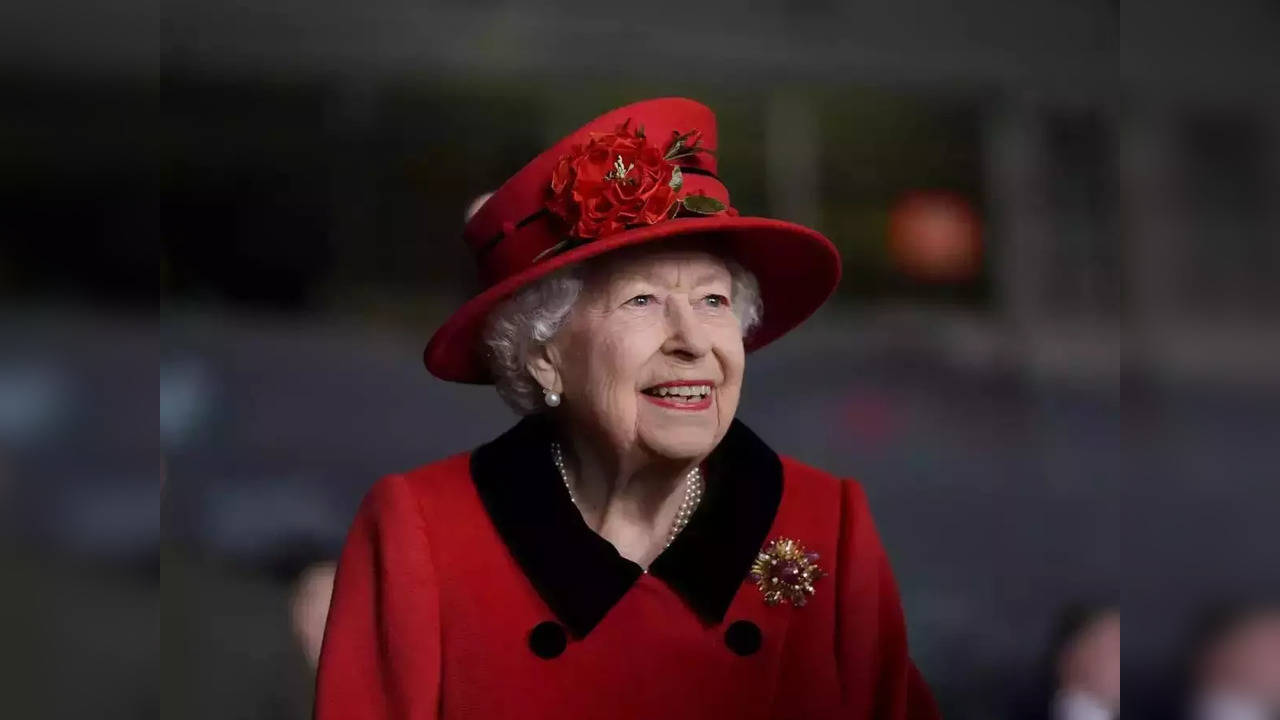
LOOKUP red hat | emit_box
[425,97,841,383]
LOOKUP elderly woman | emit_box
[316,98,938,719]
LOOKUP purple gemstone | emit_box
[774,561,801,584]
[805,552,820,564]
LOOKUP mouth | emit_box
[639,381,715,410]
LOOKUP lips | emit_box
[640,380,715,410]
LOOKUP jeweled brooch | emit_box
[749,537,825,607]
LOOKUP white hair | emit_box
[481,254,762,415]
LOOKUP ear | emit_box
[525,341,563,395]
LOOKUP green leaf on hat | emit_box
[669,166,683,191]
[664,129,714,161]
[664,130,696,160]
[680,194,725,214]
[666,149,714,163]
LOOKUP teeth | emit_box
[646,384,713,398]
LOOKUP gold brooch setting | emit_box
[749,537,825,607]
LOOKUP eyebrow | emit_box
[592,263,732,303]
[616,268,730,288]
[690,270,731,288]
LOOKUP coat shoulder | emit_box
[777,453,838,483]
[356,450,475,520]
[398,450,473,484]
[777,454,867,502]
[774,454,877,552]
[394,450,476,504]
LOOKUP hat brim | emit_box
[423,215,841,383]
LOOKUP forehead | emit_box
[586,245,732,288]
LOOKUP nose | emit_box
[660,296,711,360]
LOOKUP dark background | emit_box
[1,1,1278,718]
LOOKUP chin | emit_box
[632,392,738,460]
[640,432,717,461]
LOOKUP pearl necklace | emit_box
[550,441,704,549]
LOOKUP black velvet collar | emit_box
[469,414,783,638]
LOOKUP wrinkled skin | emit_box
[526,244,746,565]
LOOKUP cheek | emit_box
[579,331,654,426]
[591,331,651,388]
[590,340,632,403]
[715,327,746,384]
[712,331,746,417]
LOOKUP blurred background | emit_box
[3,0,1279,718]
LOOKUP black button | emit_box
[724,620,762,656]
[528,621,567,659]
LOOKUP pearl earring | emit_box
[543,389,561,407]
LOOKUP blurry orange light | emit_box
[887,190,983,284]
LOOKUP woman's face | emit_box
[544,246,745,463]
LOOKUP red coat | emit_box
[316,416,939,719]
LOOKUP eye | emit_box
[703,294,730,308]
[625,294,656,308]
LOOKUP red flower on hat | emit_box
[546,121,720,243]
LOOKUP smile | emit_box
[640,381,714,410]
